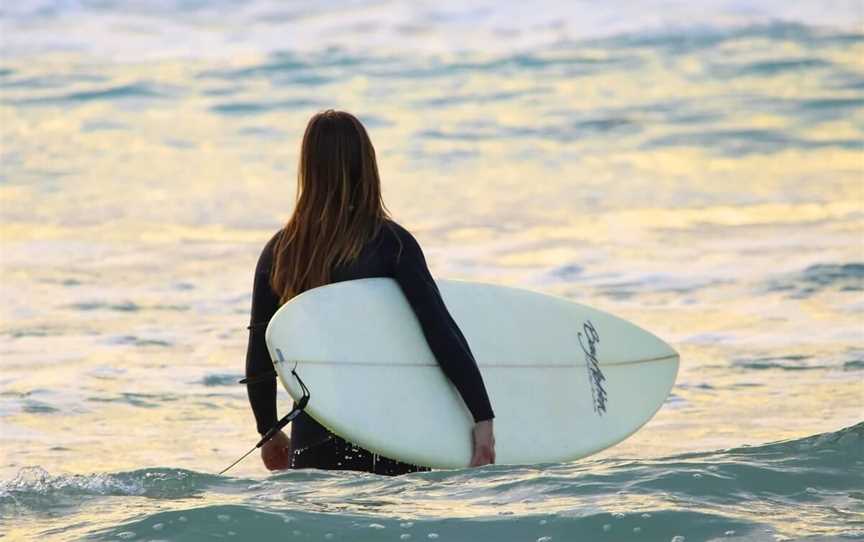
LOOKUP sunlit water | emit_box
[1,1,862,540]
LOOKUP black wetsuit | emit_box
[244,219,494,475]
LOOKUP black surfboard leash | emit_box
[219,356,310,476]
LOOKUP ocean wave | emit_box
[595,21,863,53]
[0,467,241,508]
[643,128,862,155]
[733,352,864,372]
[209,98,321,116]
[12,83,174,107]
[732,355,825,371]
[85,504,758,542]
[199,373,243,387]
[765,263,864,298]
[3,423,861,540]
[2,2,860,61]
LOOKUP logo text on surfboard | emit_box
[578,320,608,415]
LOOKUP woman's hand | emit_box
[260,429,292,471]
[470,419,496,467]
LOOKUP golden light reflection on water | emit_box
[0,35,859,232]
[1,13,863,540]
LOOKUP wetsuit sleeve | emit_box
[245,233,281,435]
[391,226,495,422]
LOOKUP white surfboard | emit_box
[265,278,678,469]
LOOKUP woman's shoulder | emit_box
[256,228,285,268]
[266,228,285,248]
[381,218,419,244]
[381,218,418,248]
[380,218,426,264]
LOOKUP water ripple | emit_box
[14,83,173,106]
[2,424,861,539]
[765,263,864,298]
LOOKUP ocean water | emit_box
[1,1,862,540]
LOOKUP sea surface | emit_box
[1,1,863,540]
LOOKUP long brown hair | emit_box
[270,109,391,304]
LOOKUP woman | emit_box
[244,109,496,475]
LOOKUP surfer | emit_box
[244,109,496,475]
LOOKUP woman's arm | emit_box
[245,233,282,435]
[389,223,495,423]
[246,233,292,470]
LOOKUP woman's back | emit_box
[245,218,494,472]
